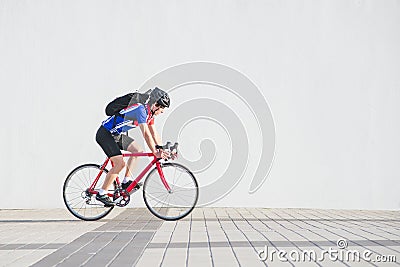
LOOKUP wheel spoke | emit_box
[143,164,198,220]
[172,188,196,193]
[173,193,195,204]
[175,180,195,188]
[63,165,113,221]
[66,194,84,202]
[150,193,169,207]
[76,173,89,187]
[172,167,177,189]
[66,185,85,191]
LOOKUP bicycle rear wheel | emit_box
[63,164,115,221]
[143,163,198,221]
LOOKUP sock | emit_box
[122,177,132,184]
[98,189,107,195]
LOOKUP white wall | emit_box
[0,0,399,209]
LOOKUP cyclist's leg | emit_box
[102,155,125,190]
[96,126,126,191]
[118,135,143,179]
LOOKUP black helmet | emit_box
[150,87,170,108]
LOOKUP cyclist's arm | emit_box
[148,124,162,146]
[139,123,158,154]
[149,123,176,159]
[131,106,156,154]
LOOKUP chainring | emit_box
[113,188,130,207]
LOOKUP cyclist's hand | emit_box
[171,151,178,160]
[155,150,170,159]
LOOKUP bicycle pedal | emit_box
[114,196,123,203]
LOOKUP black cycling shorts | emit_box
[96,125,135,158]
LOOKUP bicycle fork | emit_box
[156,162,172,193]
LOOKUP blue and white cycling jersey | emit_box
[102,103,154,135]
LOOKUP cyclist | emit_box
[95,88,172,206]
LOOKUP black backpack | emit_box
[105,90,151,116]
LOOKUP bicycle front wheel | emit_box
[143,163,199,221]
[63,164,115,221]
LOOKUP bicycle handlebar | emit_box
[155,142,179,157]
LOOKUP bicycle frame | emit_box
[88,153,171,197]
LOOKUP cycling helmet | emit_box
[150,87,170,108]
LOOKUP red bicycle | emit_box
[63,142,199,221]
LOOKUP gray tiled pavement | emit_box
[0,208,399,266]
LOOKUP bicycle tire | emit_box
[63,163,115,221]
[143,163,199,221]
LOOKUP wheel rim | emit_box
[144,164,198,220]
[63,165,113,220]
